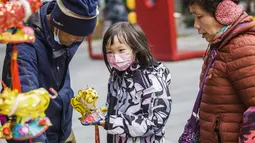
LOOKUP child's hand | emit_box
[99,120,105,127]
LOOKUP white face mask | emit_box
[53,28,61,45]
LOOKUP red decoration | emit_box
[38,118,47,126]
[11,45,21,93]
[85,115,95,123]
[0,0,42,33]
[95,125,100,143]
[29,0,42,13]
[3,127,11,135]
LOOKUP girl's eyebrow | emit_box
[119,46,125,49]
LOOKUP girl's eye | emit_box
[120,49,126,52]
[197,15,203,19]
[107,51,112,54]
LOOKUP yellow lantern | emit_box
[128,12,137,24]
[126,0,135,10]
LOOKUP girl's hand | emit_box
[99,120,105,127]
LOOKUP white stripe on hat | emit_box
[56,0,99,20]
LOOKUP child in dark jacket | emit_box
[100,22,172,143]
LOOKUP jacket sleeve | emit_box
[2,44,39,92]
[103,77,113,130]
[106,72,172,137]
[58,70,73,101]
[226,37,255,107]
[2,44,49,143]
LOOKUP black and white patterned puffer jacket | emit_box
[105,62,172,143]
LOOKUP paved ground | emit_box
[0,27,208,143]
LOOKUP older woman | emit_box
[180,0,255,143]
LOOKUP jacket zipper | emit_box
[215,117,222,143]
[60,48,70,140]
[66,48,70,57]
[59,48,70,89]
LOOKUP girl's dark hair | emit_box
[102,22,156,72]
[183,0,240,15]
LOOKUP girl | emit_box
[100,22,172,143]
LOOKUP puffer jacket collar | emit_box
[211,12,255,49]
